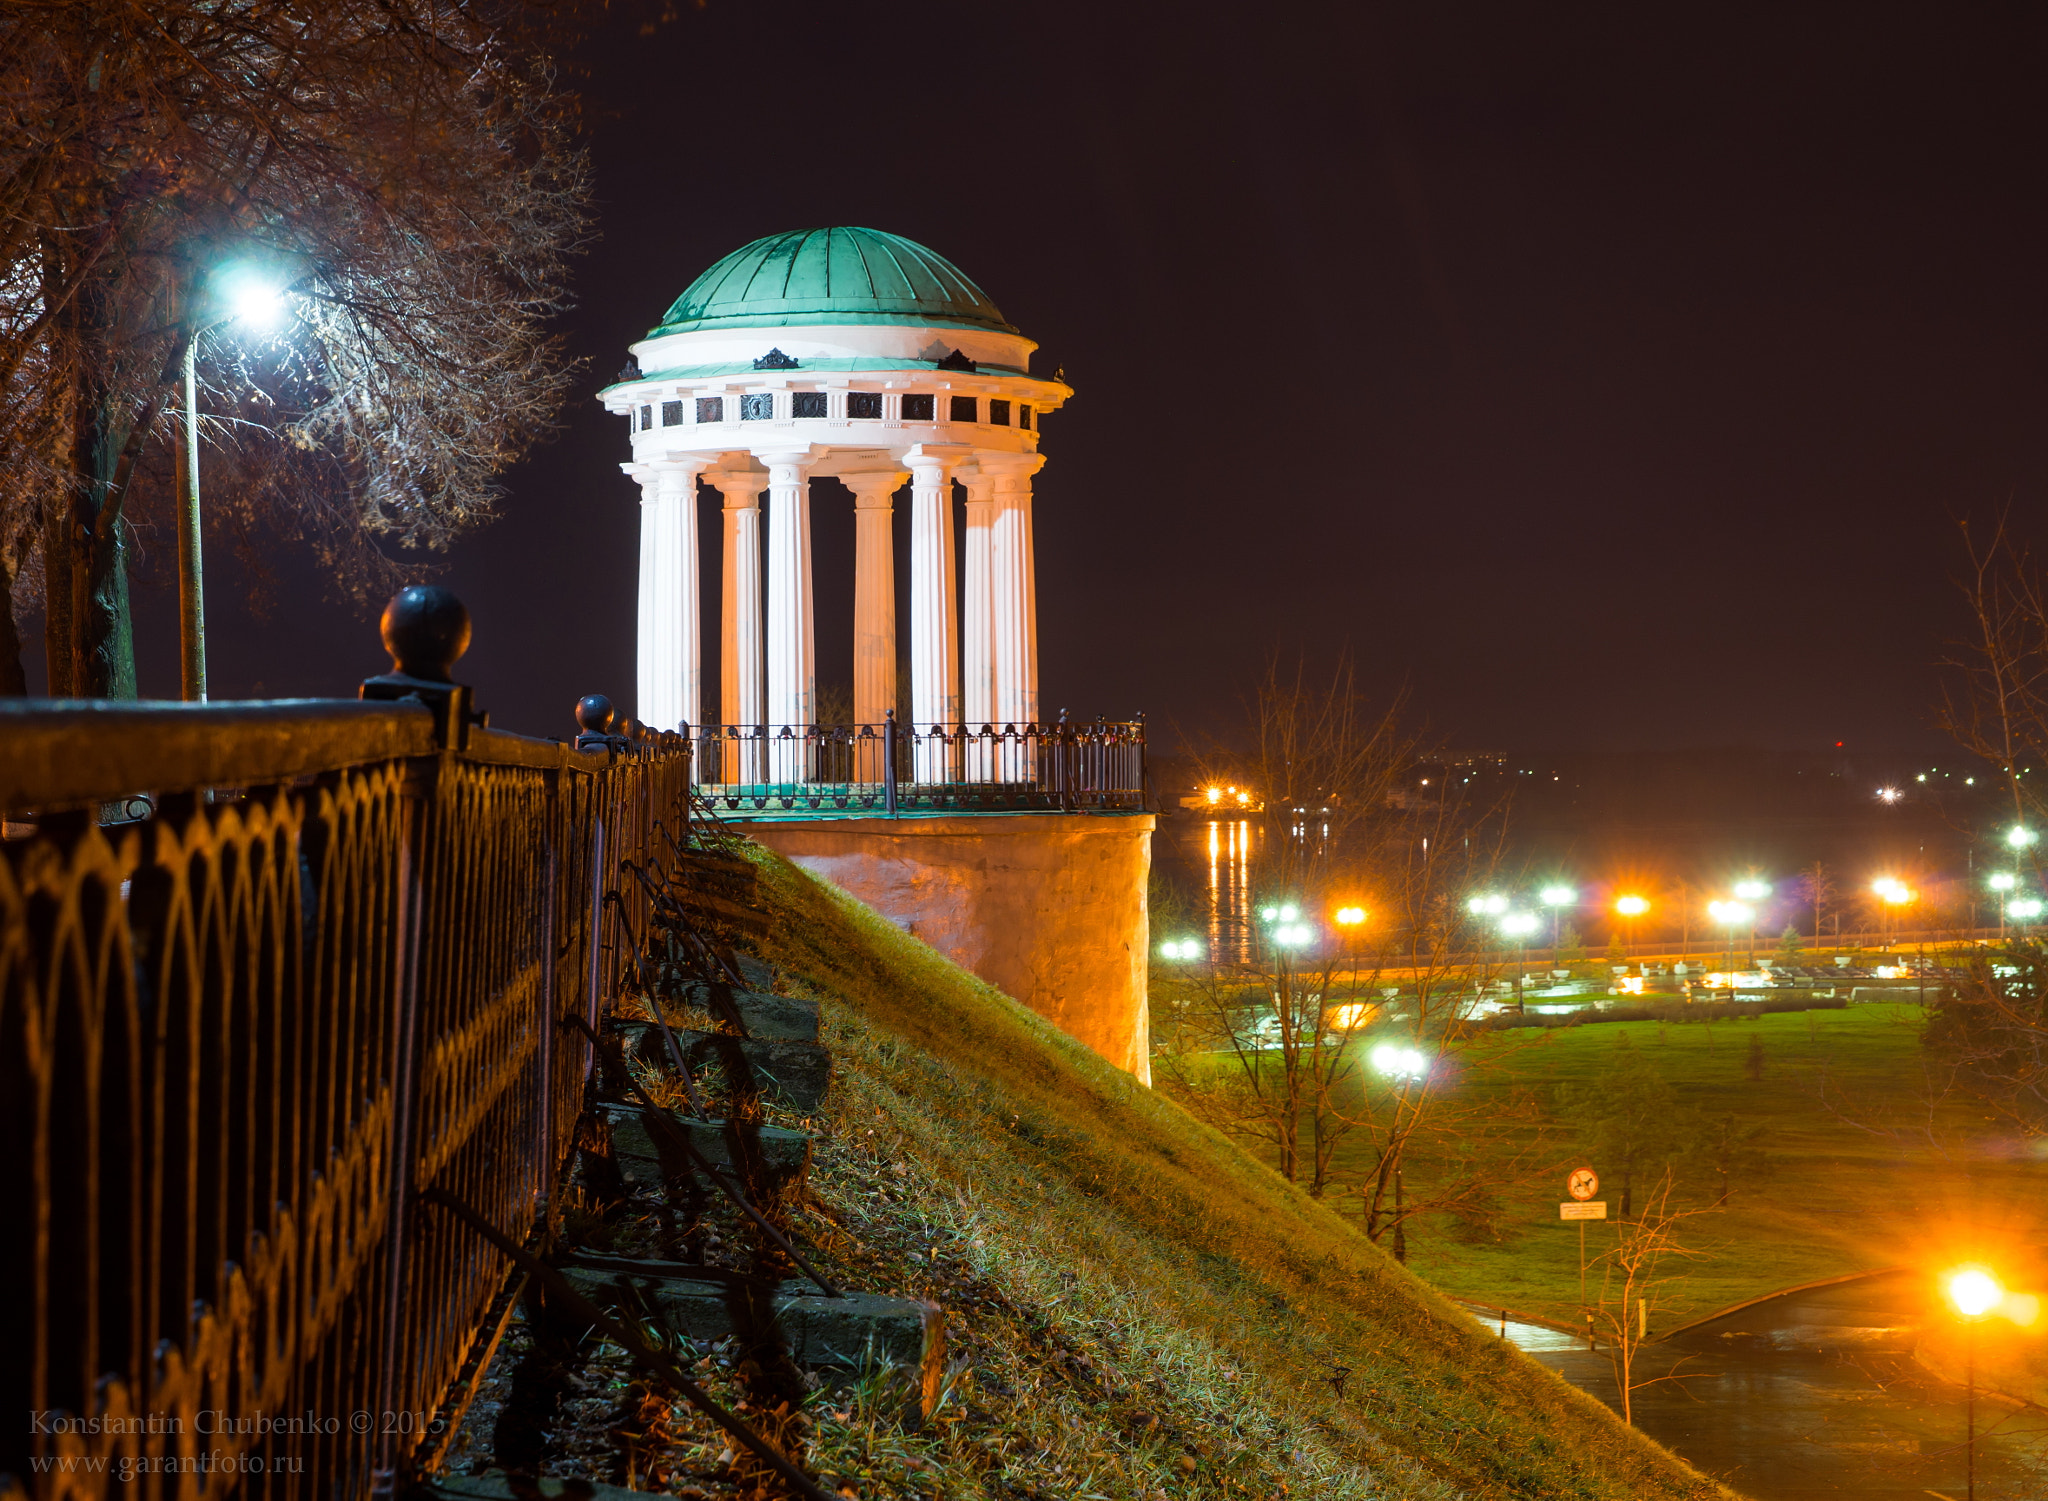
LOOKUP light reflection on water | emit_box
[1203,817,1259,964]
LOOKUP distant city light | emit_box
[1370,1044,1429,1080]
[1541,885,1576,906]
[1614,894,1650,917]
[1877,786,1902,804]
[1733,879,1770,901]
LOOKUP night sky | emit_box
[43,4,2048,757]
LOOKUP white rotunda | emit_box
[602,227,1072,778]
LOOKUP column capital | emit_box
[903,442,973,478]
[970,451,1047,482]
[751,444,823,473]
[841,468,909,506]
[706,468,766,507]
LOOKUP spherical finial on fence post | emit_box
[380,586,471,682]
[575,694,614,737]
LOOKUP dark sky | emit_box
[43,3,2048,755]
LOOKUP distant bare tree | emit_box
[0,0,590,695]
[1588,1169,1705,1427]
[1153,654,1551,1258]
[1796,861,1836,949]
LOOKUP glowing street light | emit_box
[1615,894,1649,916]
[1369,1044,1428,1080]
[1465,893,1508,916]
[1733,879,1770,901]
[1989,873,2017,891]
[1946,1265,2005,1501]
[1157,938,1204,961]
[2008,826,2036,851]
[1500,911,1540,1012]
[2013,897,2043,927]
[1333,906,1367,927]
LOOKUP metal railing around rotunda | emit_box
[684,710,1148,817]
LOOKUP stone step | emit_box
[691,980,822,1041]
[555,1254,944,1413]
[617,1027,831,1112]
[598,1104,811,1197]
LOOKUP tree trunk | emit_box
[0,534,27,695]
[42,496,73,695]
[62,281,137,700]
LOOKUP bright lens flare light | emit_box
[219,266,287,330]
[1709,900,1755,926]
[1273,924,1313,948]
[2010,826,2037,850]
[2013,898,2044,920]
[1873,877,1915,905]
[1877,786,1902,804]
[1615,894,1649,917]
[1541,885,1576,906]
[1948,1267,2003,1319]
[1333,906,1367,926]
[1466,893,1508,916]
[1733,879,1770,901]
[1370,1045,1428,1080]
[1499,912,1539,937]
[1991,873,2017,892]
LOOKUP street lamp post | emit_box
[1541,885,1576,969]
[1990,872,2016,942]
[1733,880,1770,967]
[1946,1266,2004,1501]
[1708,900,1754,996]
[1501,912,1539,1013]
[1614,894,1649,962]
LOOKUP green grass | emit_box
[735,843,1742,1500]
[1297,1006,2048,1391]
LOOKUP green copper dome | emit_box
[650,228,1016,338]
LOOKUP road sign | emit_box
[1560,1201,1608,1221]
[1567,1167,1599,1201]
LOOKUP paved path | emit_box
[1483,1315,2048,1499]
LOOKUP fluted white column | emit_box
[843,467,907,782]
[758,447,817,784]
[983,453,1046,779]
[628,459,706,737]
[960,462,998,780]
[712,468,766,784]
[906,444,968,782]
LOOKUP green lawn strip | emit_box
[1350,1007,2047,1353]
[742,843,1742,1500]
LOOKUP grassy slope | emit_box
[1372,1006,2048,1338]
[745,844,1738,1501]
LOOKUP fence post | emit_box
[883,708,898,817]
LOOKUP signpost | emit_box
[1563,1168,1602,1307]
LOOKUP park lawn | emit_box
[1321,1004,2048,1334]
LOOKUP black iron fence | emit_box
[0,592,688,1499]
[685,713,1147,817]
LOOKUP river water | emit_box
[1481,1315,2048,1499]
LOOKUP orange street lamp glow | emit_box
[1948,1267,2003,1319]
[1615,894,1649,917]
[1334,906,1367,926]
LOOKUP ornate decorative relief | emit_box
[988,399,1011,426]
[935,348,977,371]
[696,396,725,424]
[661,400,683,426]
[901,393,936,422]
[791,391,828,419]
[740,393,775,421]
[847,391,883,419]
[949,395,978,423]
[752,348,800,369]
